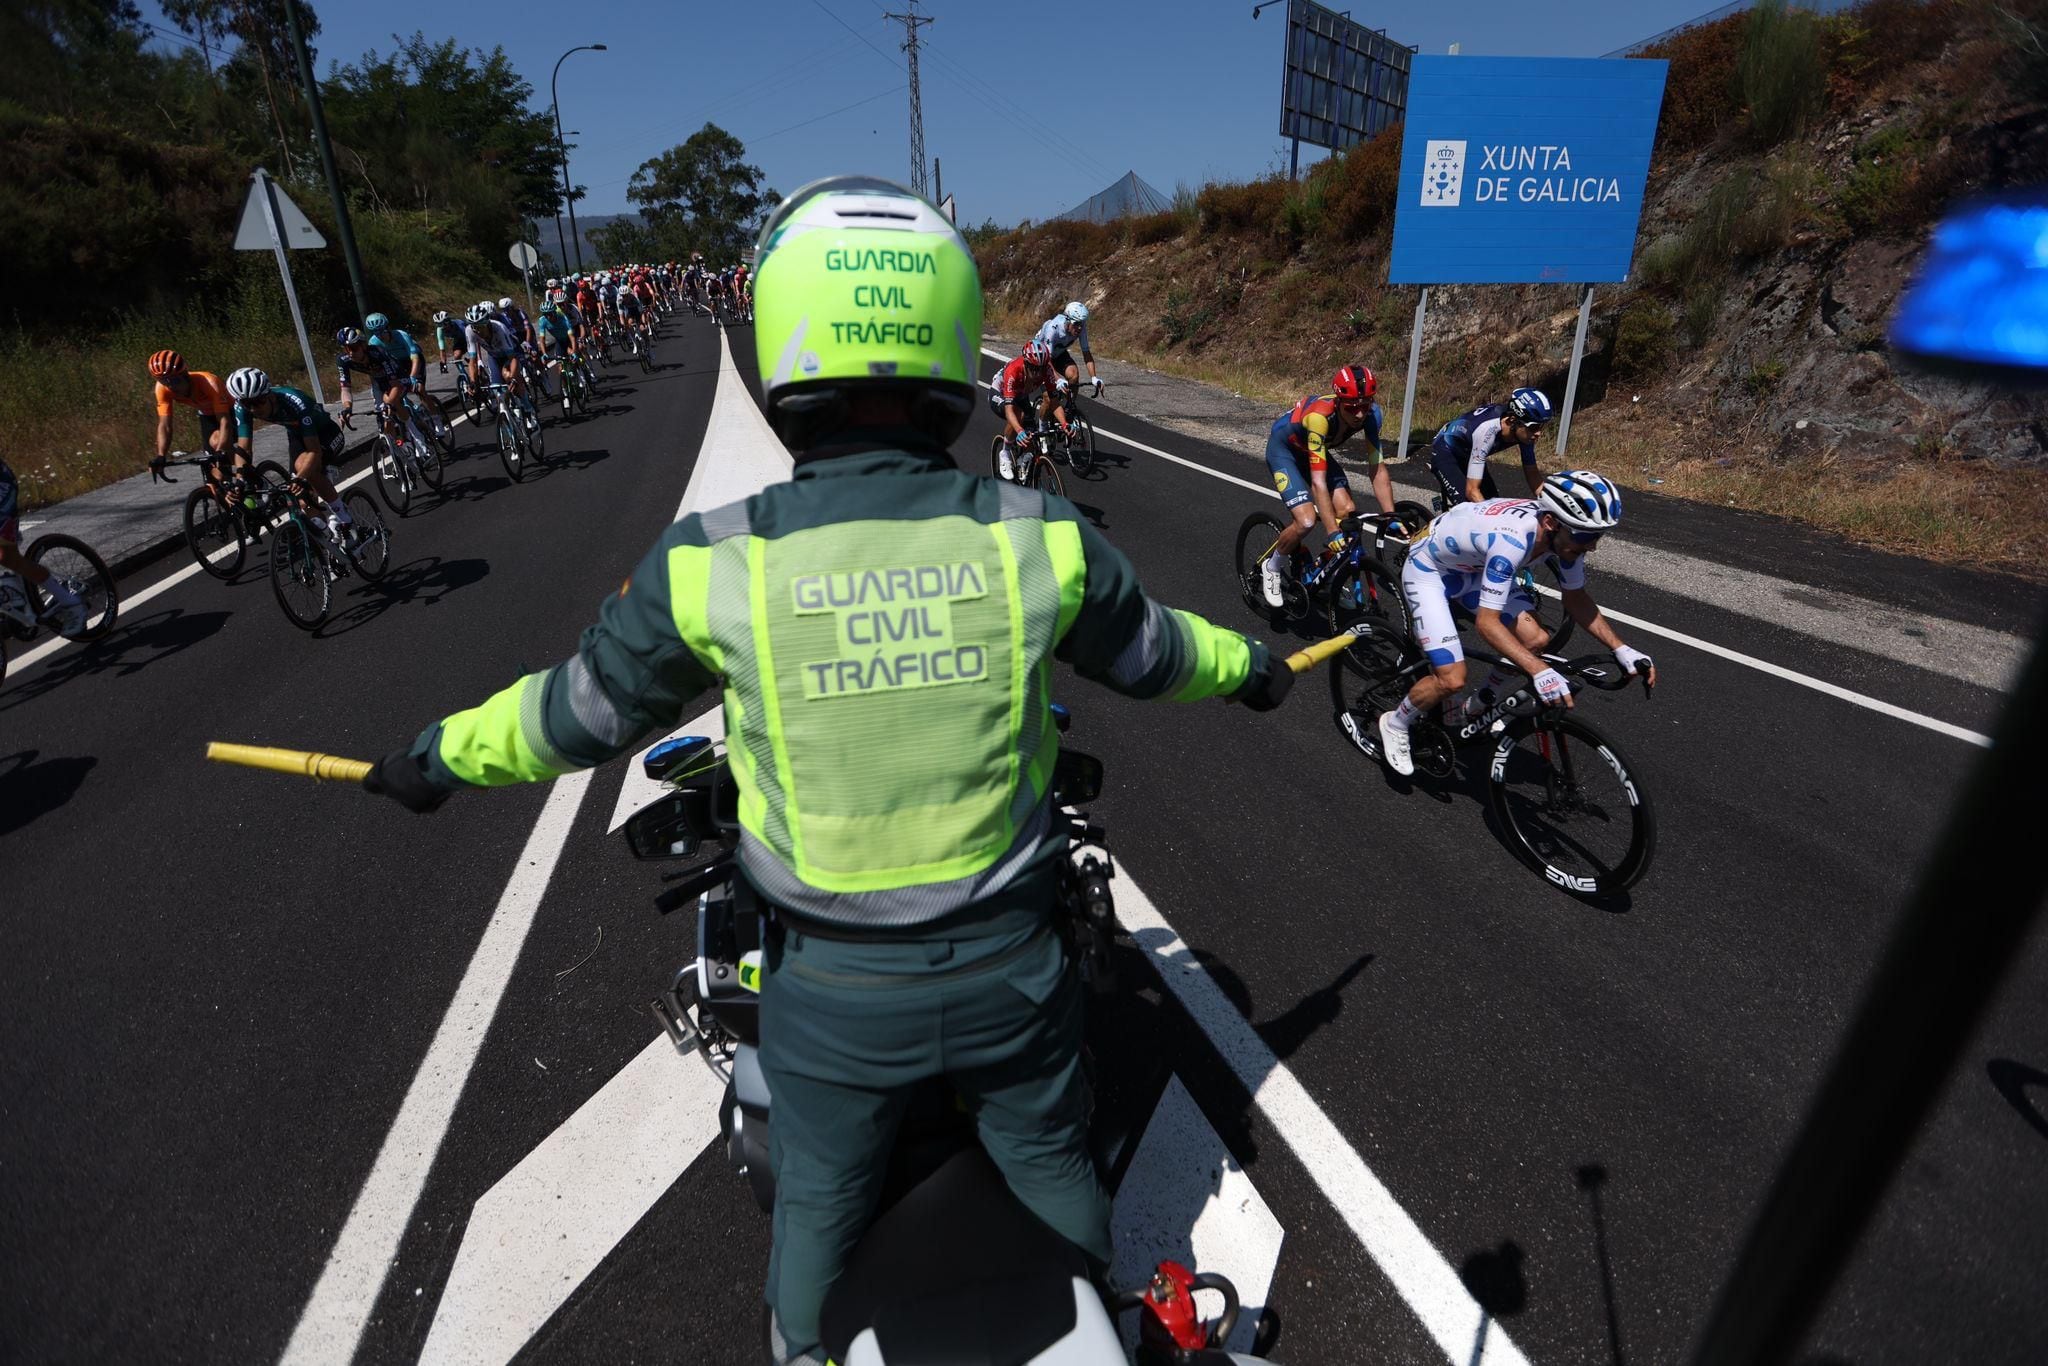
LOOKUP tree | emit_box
[160,0,321,173]
[624,124,778,264]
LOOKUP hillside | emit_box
[974,0,2048,572]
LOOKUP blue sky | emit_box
[136,0,1722,226]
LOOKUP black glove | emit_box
[1234,643,1295,712]
[363,747,452,813]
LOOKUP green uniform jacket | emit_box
[414,443,1266,929]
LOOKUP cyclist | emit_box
[614,279,651,354]
[1431,387,1553,508]
[1372,469,1656,777]
[732,258,751,313]
[148,349,240,468]
[335,326,417,455]
[534,300,580,393]
[224,367,355,541]
[463,303,532,429]
[572,276,601,344]
[1258,365,1388,608]
[358,177,1293,1366]
[1033,302,1101,422]
[0,457,87,635]
[432,310,467,373]
[366,312,451,434]
[704,265,726,319]
[989,341,1070,480]
[495,295,535,351]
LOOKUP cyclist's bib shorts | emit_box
[476,349,518,388]
[1399,554,1536,669]
[1428,434,1500,505]
[1264,416,1352,511]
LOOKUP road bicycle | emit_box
[1415,480,1578,653]
[1328,610,1657,895]
[266,479,390,630]
[1234,503,1429,631]
[0,530,119,690]
[483,382,544,482]
[363,398,444,516]
[548,352,591,420]
[626,325,656,373]
[400,385,456,460]
[452,367,486,426]
[1049,384,1099,475]
[988,422,1066,497]
[151,451,292,579]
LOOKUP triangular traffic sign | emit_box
[234,173,328,251]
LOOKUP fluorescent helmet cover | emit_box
[753,176,982,410]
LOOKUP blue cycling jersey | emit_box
[1433,403,1537,483]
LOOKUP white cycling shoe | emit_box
[1377,712,1415,777]
[997,448,1016,481]
[1260,553,1287,608]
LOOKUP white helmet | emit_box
[546,277,559,289]
[467,303,490,323]
[497,296,514,311]
[1536,469,1623,532]
[432,309,450,324]
[1064,301,1089,324]
[226,366,270,401]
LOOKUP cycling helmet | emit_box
[432,310,450,324]
[546,277,560,289]
[1536,469,1622,532]
[1509,387,1554,427]
[539,300,556,315]
[364,312,390,332]
[753,175,980,450]
[497,297,514,311]
[335,326,365,346]
[1064,301,1089,324]
[1331,364,1376,404]
[466,303,490,323]
[226,366,270,401]
[148,349,186,377]
[1022,341,1050,366]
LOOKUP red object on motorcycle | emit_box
[1137,1260,1211,1352]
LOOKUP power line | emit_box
[805,0,904,72]
[880,2,933,195]
[913,36,1120,188]
[753,83,906,144]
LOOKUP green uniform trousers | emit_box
[759,903,1112,1357]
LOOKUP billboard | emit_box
[1388,56,1669,285]
[1277,0,1413,152]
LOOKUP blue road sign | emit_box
[1389,56,1668,285]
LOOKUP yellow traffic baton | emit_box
[205,742,374,783]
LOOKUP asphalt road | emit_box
[3,311,2044,1366]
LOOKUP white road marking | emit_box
[416,1035,727,1366]
[279,768,595,1366]
[1111,1075,1283,1356]
[978,347,1999,747]
[1117,877,1532,1366]
[280,331,754,1364]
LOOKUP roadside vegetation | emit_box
[975,0,2048,574]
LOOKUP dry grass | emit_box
[1564,421,2048,576]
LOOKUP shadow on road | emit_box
[1575,1163,1627,1366]
[0,607,230,712]
[315,556,491,639]
[1987,1058,2048,1143]
[0,748,98,837]
[1459,1240,1527,1366]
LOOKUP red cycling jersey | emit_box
[995,354,1060,403]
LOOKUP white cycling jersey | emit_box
[464,319,516,360]
[1032,314,1091,358]
[1402,498,1585,667]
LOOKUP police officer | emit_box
[361,175,1296,1364]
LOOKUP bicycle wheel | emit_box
[417,399,456,457]
[1027,454,1064,497]
[497,412,526,481]
[1522,562,1577,653]
[1489,713,1656,895]
[341,491,391,581]
[183,485,245,579]
[411,436,446,493]
[1323,555,1404,638]
[1233,512,1301,621]
[639,339,653,374]
[1068,414,1097,474]
[521,400,546,460]
[370,435,413,515]
[27,533,118,641]
[988,435,1011,481]
[268,519,331,630]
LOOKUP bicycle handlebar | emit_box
[205,742,373,783]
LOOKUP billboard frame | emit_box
[1275,0,1415,179]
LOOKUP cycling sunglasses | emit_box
[1566,530,1603,547]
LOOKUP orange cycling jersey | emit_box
[1281,394,1383,473]
[155,371,234,419]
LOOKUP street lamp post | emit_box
[552,44,607,273]
[551,131,581,274]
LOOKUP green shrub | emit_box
[1127,211,1182,248]
[1161,287,1215,345]
[1318,127,1404,243]
[1684,288,1720,344]
[1745,356,1787,394]
[1612,305,1677,378]
[1197,177,1289,237]
[1281,177,1327,246]
[1172,182,1200,230]
[1736,0,1827,146]
[1642,13,1747,156]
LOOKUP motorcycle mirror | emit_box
[1050,702,1071,734]
[644,734,714,784]
[1052,748,1102,806]
[624,792,704,861]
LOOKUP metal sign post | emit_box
[235,168,327,406]
[510,242,540,318]
[1395,287,1429,463]
[1555,284,1596,458]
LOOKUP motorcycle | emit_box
[622,708,1276,1365]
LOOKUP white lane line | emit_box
[1111,1075,1283,1357]
[416,1034,727,1366]
[9,408,479,678]
[978,348,1995,747]
[1117,878,1532,1366]
[281,330,735,1364]
[279,769,595,1366]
